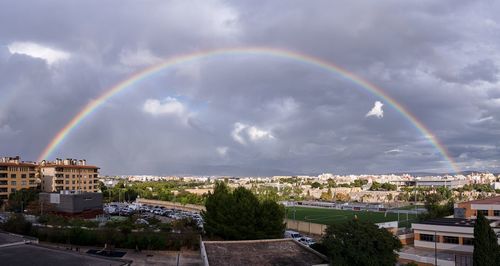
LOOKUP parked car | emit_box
[298,236,316,246]
[284,230,302,240]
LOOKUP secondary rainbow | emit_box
[37,47,460,173]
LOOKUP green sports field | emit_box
[286,206,418,228]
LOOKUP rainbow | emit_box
[37,47,460,173]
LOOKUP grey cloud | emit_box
[1,1,500,174]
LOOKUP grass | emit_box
[286,206,418,228]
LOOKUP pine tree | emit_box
[202,182,285,240]
[473,211,499,266]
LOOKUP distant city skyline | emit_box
[1,1,500,175]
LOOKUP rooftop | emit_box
[0,244,128,266]
[0,162,37,167]
[202,238,328,266]
[39,164,99,169]
[0,232,36,246]
[0,232,128,266]
[417,218,477,227]
[461,196,500,205]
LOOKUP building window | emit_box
[29,173,35,178]
[443,236,459,244]
[463,238,474,245]
[494,210,500,217]
[477,210,489,216]
[11,174,16,178]
[21,174,26,179]
[11,181,16,186]
[420,234,436,242]
[21,181,27,186]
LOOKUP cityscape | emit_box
[1,1,500,266]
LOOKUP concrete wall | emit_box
[413,240,474,253]
[399,233,414,245]
[285,219,328,236]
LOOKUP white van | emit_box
[284,230,302,240]
[298,236,316,246]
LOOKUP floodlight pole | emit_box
[434,231,438,266]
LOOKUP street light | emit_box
[434,231,438,266]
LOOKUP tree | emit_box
[327,178,337,188]
[320,188,333,201]
[311,182,322,189]
[2,213,32,235]
[418,194,454,221]
[7,188,39,212]
[370,182,381,191]
[202,182,285,240]
[334,192,350,202]
[320,219,402,266]
[473,212,500,265]
[352,179,368,187]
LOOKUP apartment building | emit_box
[0,156,38,199]
[40,158,99,193]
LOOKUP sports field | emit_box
[286,206,417,228]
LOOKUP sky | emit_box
[0,0,499,175]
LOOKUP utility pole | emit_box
[434,231,438,266]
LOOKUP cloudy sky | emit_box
[1,1,499,175]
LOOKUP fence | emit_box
[285,219,399,236]
[136,198,205,212]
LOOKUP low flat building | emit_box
[412,218,500,253]
[0,156,38,200]
[454,195,500,219]
[39,191,103,217]
[400,196,500,265]
[201,239,328,266]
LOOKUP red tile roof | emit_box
[39,164,99,169]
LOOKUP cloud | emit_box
[385,149,403,155]
[2,1,500,174]
[231,122,275,145]
[143,97,187,117]
[366,101,384,119]
[7,41,70,64]
[216,146,228,156]
[119,48,162,67]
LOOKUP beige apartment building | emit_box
[40,158,99,193]
[0,156,38,199]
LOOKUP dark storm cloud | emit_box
[0,0,499,174]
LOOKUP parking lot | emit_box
[103,202,204,229]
